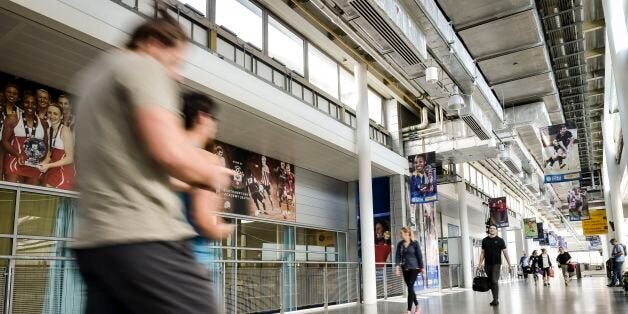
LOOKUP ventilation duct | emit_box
[498,143,522,174]
[458,94,492,140]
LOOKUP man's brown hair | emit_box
[126,6,188,50]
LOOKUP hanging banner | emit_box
[408,152,438,204]
[548,231,558,248]
[488,197,509,228]
[213,141,296,221]
[536,223,544,241]
[567,187,590,221]
[414,202,440,291]
[586,235,603,250]
[582,208,608,236]
[540,123,581,183]
[524,218,538,238]
[558,236,567,249]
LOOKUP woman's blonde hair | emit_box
[400,227,414,241]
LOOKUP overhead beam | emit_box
[476,42,544,62]
[585,47,605,59]
[583,19,605,33]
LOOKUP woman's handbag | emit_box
[549,267,555,278]
[472,270,491,292]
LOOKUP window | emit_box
[268,16,304,75]
[367,89,383,125]
[180,0,207,16]
[463,163,470,181]
[0,190,15,234]
[469,166,476,186]
[17,193,76,238]
[339,67,356,109]
[307,45,339,98]
[215,0,263,49]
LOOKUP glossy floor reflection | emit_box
[307,277,628,314]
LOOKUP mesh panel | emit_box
[296,265,325,308]
[12,261,84,314]
[236,266,281,313]
[385,266,404,297]
[1,265,6,314]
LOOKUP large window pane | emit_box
[17,193,76,238]
[0,189,16,234]
[308,45,339,98]
[0,238,11,255]
[367,89,383,125]
[16,239,72,257]
[296,228,336,262]
[339,67,356,109]
[268,16,304,75]
[237,220,284,250]
[216,0,263,49]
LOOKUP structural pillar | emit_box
[514,229,525,258]
[456,163,473,288]
[355,62,377,304]
[600,12,627,246]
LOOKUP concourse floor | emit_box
[307,277,628,314]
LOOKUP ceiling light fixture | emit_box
[447,86,465,111]
[426,66,439,84]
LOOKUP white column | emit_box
[456,163,473,288]
[600,6,627,246]
[355,62,376,304]
[514,229,525,258]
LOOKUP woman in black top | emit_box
[556,247,572,285]
[528,250,540,283]
[539,248,553,286]
[395,227,424,314]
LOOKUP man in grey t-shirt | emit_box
[72,9,231,314]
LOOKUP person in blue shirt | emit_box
[609,238,626,287]
[177,92,234,264]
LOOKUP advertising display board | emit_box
[488,197,508,228]
[582,209,608,236]
[408,152,438,204]
[540,123,581,183]
[524,218,538,238]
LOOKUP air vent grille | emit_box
[350,0,421,65]
[461,116,491,140]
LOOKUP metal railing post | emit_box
[383,267,388,299]
[323,264,328,309]
[356,266,361,303]
[449,265,453,289]
[279,267,284,314]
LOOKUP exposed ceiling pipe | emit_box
[401,106,429,132]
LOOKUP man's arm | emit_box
[478,249,485,268]
[502,249,512,272]
[135,106,232,190]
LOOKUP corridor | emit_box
[309,277,627,314]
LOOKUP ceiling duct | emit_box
[498,143,522,174]
[458,94,492,140]
[523,172,541,194]
[346,0,425,77]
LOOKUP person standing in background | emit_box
[57,94,75,130]
[608,238,626,287]
[35,89,50,121]
[38,103,74,190]
[478,224,512,306]
[519,252,529,281]
[71,9,232,314]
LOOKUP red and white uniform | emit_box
[44,125,74,190]
[5,114,45,179]
[261,164,271,187]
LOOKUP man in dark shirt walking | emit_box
[478,224,512,306]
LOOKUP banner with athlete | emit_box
[408,152,438,203]
[211,141,296,221]
[566,187,589,221]
[523,218,538,238]
[540,122,581,183]
[488,197,508,228]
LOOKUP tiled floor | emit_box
[307,277,628,313]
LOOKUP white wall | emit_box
[295,167,349,231]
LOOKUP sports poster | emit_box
[404,177,440,291]
[408,152,438,203]
[558,236,567,249]
[535,223,544,242]
[540,123,581,183]
[566,187,589,221]
[211,141,296,221]
[0,72,75,190]
[488,197,508,228]
[548,231,558,248]
[586,236,602,250]
[524,218,538,238]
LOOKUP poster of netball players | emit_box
[408,152,438,204]
[0,72,75,190]
[211,141,296,221]
[540,122,581,183]
[566,187,589,221]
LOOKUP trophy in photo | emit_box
[23,137,47,167]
